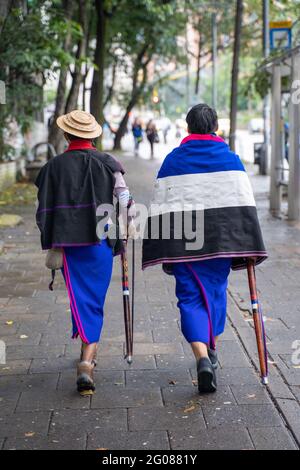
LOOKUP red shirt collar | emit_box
[180,134,224,145]
[65,139,96,152]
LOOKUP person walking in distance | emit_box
[146,119,158,159]
[132,117,143,157]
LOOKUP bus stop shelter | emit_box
[263,45,300,221]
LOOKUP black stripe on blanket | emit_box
[142,206,267,271]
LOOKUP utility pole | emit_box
[211,11,217,109]
[262,0,270,175]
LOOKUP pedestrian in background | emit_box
[146,119,159,159]
[132,117,143,157]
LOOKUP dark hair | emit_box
[65,132,92,142]
[186,104,218,134]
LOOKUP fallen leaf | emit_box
[5,321,14,325]
[247,394,256,398]
[168,380,177,385]
[25,432,35,437]
[192,380,197,386]
[19,335,28,339]
[184,405,195,413]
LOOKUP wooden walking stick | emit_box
[121,241,133,364]
[247,259,268,384]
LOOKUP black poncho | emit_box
[35,148,124,250]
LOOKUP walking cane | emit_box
[247,259,268,385]
[120,207,135,364]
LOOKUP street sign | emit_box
[270,20,292,51]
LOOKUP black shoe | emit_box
[208,348,218,370]
[197,357,217,394]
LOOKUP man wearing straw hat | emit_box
[35,110,134,395]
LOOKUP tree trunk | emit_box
[90,0,106,148]
[48,0,74,155]
[229,0,243,152]
[195,25,202,95]
[104,59,116,108]
[0,0,13,35]
[113,46,149,150]
[113,100,135,150]
[65,0,88,113]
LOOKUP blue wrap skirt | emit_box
[61,239,113,344]
[172,258,232,349]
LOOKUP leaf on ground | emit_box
[25,432,35,437]
[247,394,256,398]
[19,335,28,339]
[168,380,177,385]
[5,320,14,325]
[184,405,195,413]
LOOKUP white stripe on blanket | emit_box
[149,170,256,216]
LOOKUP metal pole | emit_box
[262,0,270,175]
[288,51,300,221]
[212,12,217,109]
[270,64,282,216]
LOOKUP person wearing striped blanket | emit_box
[142,104,267,393]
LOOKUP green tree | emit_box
[111,0,186,149]
[0,0,69,160]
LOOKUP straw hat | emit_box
[56,110,102,139]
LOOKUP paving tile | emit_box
[169,427,254,450]
[276,399,300,443]
[0,373,59,393]
[0,359,31,375]
[128,406,206,431]
[126,369,192,388]
[94,355,157,370]
[29,357,76,374]
[49,409,127,434]
[16,389,91,412]
[0,411,51,439]
[87,431,170,450]
[248,426,297,450]
[3,434,87,450]
[0,391,20,415]
[155,354,194,370]
[230,383,272,405]
[203,404,282,428]
[6,345,65,361]
[0,333,42,346]
[162,385,236,408]
[91,387,163,409]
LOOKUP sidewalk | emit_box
[0,152,299,450]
